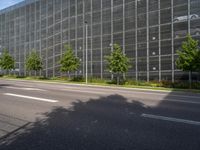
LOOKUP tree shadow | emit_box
[0,94,199,150]
[0,84,12,88]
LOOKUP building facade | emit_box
[0,0,200,81]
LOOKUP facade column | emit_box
[90,0,93,77]
[75,0,78,76]
[100,0,103,79]
[111,0,114,80]
[53,0,55,77]
[123,0,126,80]
[82,0,85,77]
[147,0,149,82]
[135,0,138,81]
[188,0,191,82]
[158,0,161,82]
[46,0,48,77]
[171,0,175,83]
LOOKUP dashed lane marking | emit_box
[4,93,58,103]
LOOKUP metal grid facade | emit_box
[0,0,200,81]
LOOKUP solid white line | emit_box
[2,79,200,99]
[101,89,200,99]
[161,98,200,105]
[133,91,200,99]
[61,88,200,105]
[4,93,58,103]
[141,113,200,126]
[6,86,46,91]
[62,86,200,100]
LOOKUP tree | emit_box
[195,49,200,72]
[0,50,15,75]
[25,50,43,75]
[195,48,200,81]
[176,35,199,88]
[106,44,131,85]
[60,45,80,79]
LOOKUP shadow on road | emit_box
[0,94,199,150]
[0,84,12,89]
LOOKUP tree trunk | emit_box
[117,73,120,85]
[189,71,192,89]
[68,71,71,80]
[123,73,126,81]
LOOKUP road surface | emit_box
[0,79,200,150]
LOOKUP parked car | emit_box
[173,14,199,22]
[174,28,200,38]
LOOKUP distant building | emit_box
[0,0,199,81]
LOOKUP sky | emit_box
[0,0,24,10]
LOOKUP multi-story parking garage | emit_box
[0,0,200,81]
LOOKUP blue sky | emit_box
[0,0,24,10]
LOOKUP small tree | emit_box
[176,35,199,88]
[0,50,15,75]
[60,45,80,79]
[195,49,200,81]
[195,49,200,72]
[25,50,43,76]
[106,44,131,85]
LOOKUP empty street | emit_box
[0,79,200,150]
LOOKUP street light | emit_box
[109,43,114,80]
[85,21,88,84]
[0,45,2,56]
[0,45,2,74]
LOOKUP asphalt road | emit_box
[0,79,200,150]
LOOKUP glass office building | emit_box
[0,0,200,81]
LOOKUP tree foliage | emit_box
[60,45,80,79]
[106,44,131,84]
[176,35,200,88]
[0,50,15,73]
[176,35,199,72]
[195,48,200,72]
[25,50,43,72]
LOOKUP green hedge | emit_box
[1,75,200,89]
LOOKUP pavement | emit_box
[0,79,200,150]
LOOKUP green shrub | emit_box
[1,73,200,89]
[71,76,84,82]
[89,78,107,84]
[3,74,17,78]
[25,76,47,80]
[16,76,26,79]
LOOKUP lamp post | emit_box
[109,43,114,80]
[85,21,88,84]
[0,45,2,74]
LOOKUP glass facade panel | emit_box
[0,0,199,81]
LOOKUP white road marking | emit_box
[160,98,200,105]
[101,89,200,100]
[127,97,200,105]
[61,87,200,100]
[141,113,200,126]
[132,91,200,99]
[4,93,58,103]
[6,86,46,91]
[61,88,200,105]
